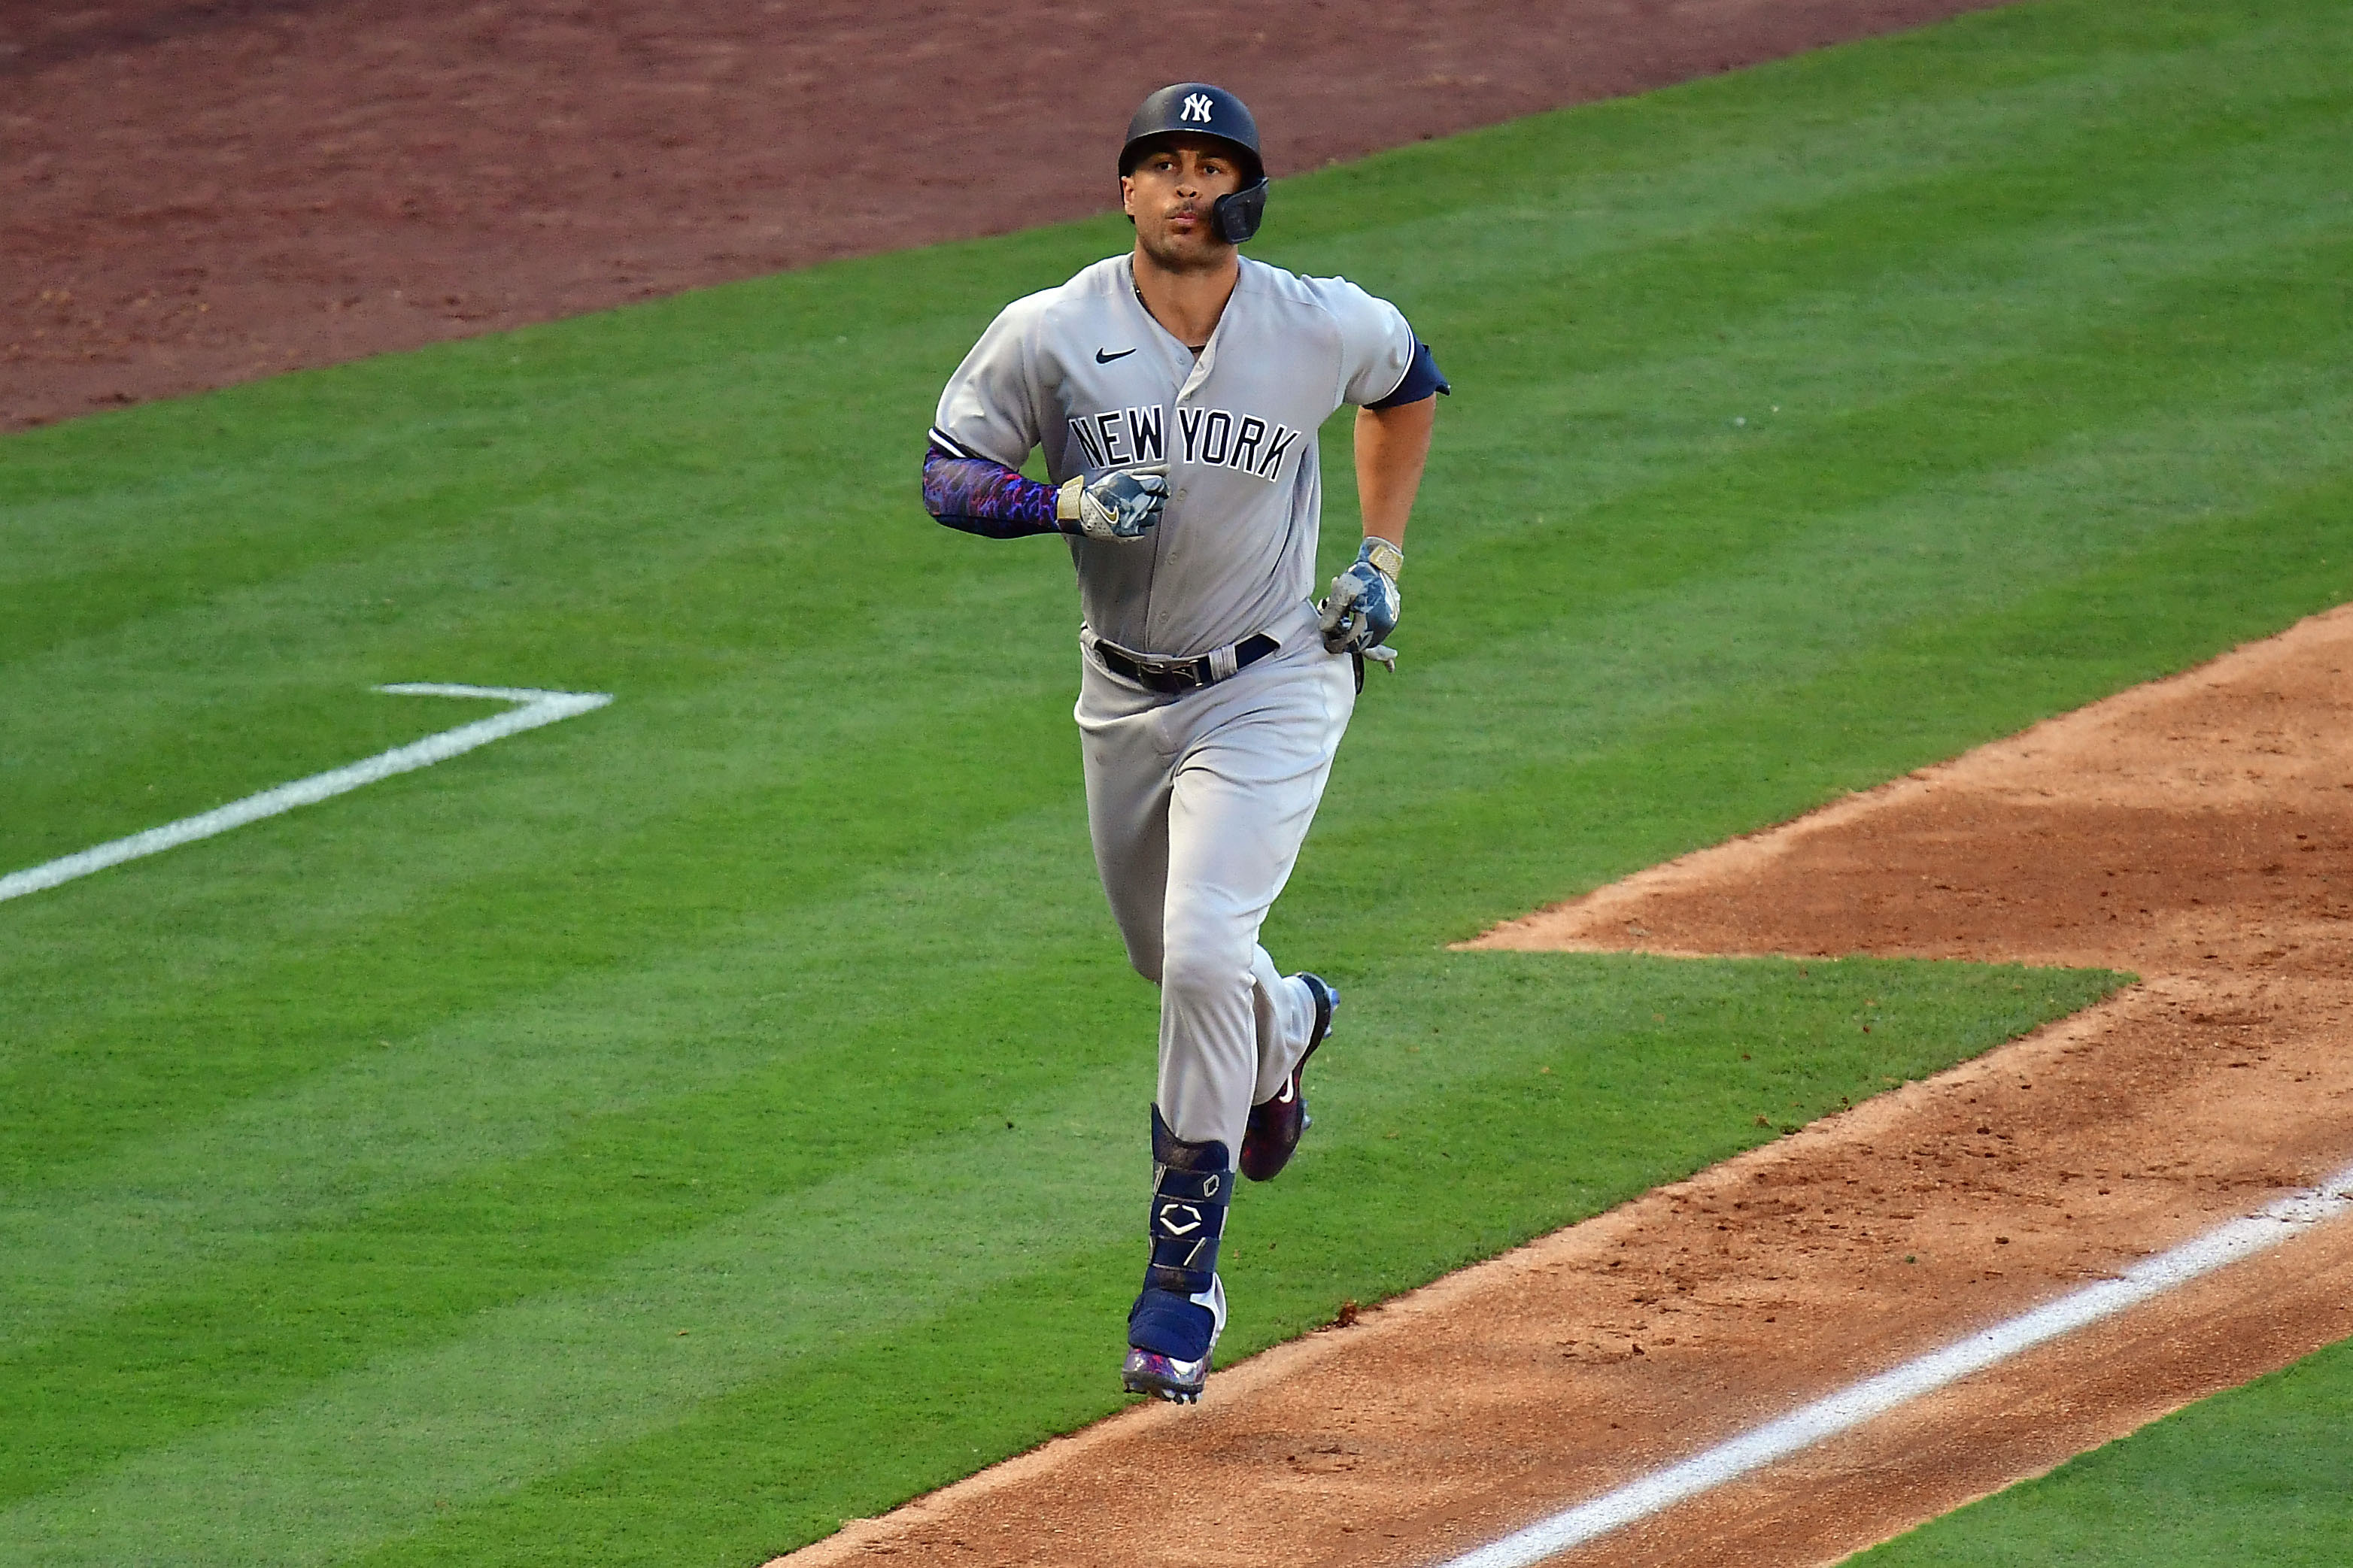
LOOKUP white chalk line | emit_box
[1438,1156,2353,1568]
[0,684,612,905]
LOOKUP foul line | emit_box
[1438,1156,2353,1568]
[0,684,611,905]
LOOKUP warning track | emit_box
[771,611,2353,1567]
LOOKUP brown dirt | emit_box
[768,609,2353,1568]
[2,0,2011,431]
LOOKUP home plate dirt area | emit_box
[775,611,2353,1568]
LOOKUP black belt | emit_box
[1092,632,1280,694]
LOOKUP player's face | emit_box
[1122,138,1244,271]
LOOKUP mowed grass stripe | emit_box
[2,959,2113,1564]
[5,92,2344,1164]
[0,69,2335,895]
[2,0,2337,851]
[9,403,2305,1484]
[0,800,1117,1328]
[335,963,2112,1568]
[0,1094,1150,1561]
[1263,0,2306,259]
[1415,202,2353,654]
[6,351,2337,1259]
[3,0,2349,1561]
[1390,53,2348,408]
[0,663,1086,1163]
[1,475,2334,1524]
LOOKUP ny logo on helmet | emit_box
[1181,93,1215,124]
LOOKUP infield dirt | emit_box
[770,611,2353,1564]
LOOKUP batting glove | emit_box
[1057,463,1169,541]
[1319,536,1403,665]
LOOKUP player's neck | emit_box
[1131,244,1240,352]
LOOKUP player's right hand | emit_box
[1058,464,1169,541]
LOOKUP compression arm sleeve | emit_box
[922,441,1065,540]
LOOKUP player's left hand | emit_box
[1319,536,1402,658]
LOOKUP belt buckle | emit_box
[1136,656,1202,692]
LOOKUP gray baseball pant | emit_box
[1075,600,1356,1157]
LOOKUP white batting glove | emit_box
[1319,536,1404,661]
[1057,464,1169,540]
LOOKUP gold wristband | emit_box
[1364,536,1405,582]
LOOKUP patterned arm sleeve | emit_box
[922,433,1065,540]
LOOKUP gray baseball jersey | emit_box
[932,252,1417,657]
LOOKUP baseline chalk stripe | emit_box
[1439,1157,2353,1568]
[0,684,611,905]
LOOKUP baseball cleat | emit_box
[1125,1272,1227,1403]
[1240,973,1337,1182]
[1122,1348,1210,1403]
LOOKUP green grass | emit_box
[1856,1335,2353,1565]
[3,0,2349,1560]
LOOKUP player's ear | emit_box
[1119,173,1137,219]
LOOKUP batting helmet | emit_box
[1119,83,1268,244]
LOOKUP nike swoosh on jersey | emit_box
[1095,347,1138,363]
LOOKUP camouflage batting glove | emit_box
[1057,464,1170,540]
[1319,535,1403,657]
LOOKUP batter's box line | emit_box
[0,683,612,905]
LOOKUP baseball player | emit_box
[922,83,1446,1403]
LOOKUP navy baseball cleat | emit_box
[1240,974,1337,1182]
[1122,1274,1227,1403]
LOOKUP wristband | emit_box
[1362,536,1404,582]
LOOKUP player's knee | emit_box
[1158,924,1252,1008]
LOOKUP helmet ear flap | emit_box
[1213,177,1268,244]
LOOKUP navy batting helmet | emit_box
[1119,83,1268,244]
